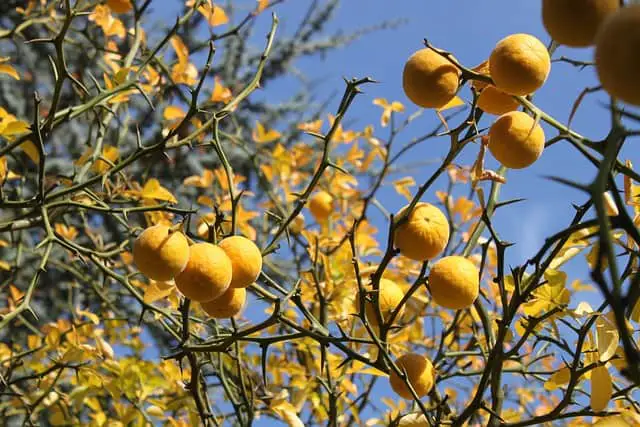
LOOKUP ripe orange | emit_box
[489,34,551,96]
[358,278,405,326]
[542,0,618,47]
[595,5,640,106]
[428,256,479,310]
[389,353,435,399]
[219,235,263,288]
[394,202,449,261]
[472,61,520,115]
[174,243,232,302]
[402,48,461,109]
[308,191,334,223]
[200,287,246,318]
[488,111,545,169]
[133,224,189,281]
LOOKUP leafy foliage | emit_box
[1,1,640,427]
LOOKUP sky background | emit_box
[147,1,640,424]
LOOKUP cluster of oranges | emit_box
[387,1,640,402]
[403,2,640,172]
[132,224,262,319]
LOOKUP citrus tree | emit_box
[1,0,640,426]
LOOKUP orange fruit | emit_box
[219,235,263,288]
[402,48,461,109]
[472,61,520,115]
[488,111,545,169]
[290,213,305,234]
[595,5,640,106]
[389,353,435,399]
[200,287,246,318]
[309,191,334,223]
[357,278,405,327]
[428,256,479,310]
[394,202,449,261]
[133,224,189,281]
[489,34,551,96]
[542,0,618,47]
[174,243,232,302]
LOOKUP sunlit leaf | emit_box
[141,179,177,203]
[0,64,20,80]
[596,313,619,362]
[211,76,232,103]
[252,121,281,143]
[437,96,465,112]
[544,366,570,391]
[590,365,612,412]
[20,141,39,163]
[393,177,415,201]
[107,0,133,13]
[144,281,175,304]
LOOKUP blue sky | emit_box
[148,1,639,424]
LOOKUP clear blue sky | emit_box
[150,1,639,424]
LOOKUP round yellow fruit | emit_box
[290,213,305,234]
[389,353,435,399]
[394,202,449,261]
[200,287,246,318]
[595,5,640,106]
[219,235,263,288]
[488,111,545,169]
[428,256,479,310]
[308,191,334,223]
[174,243,232,302]
[593,416,631,427]
[402,48,461,109]
[489,33,551,96]
[133,224,189,281]
[542,0,618,47]
[358,278,405,326]
[472,61,520,115]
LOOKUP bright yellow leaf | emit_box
[392,176,415,201]
[256,0,269,13]
[20,141,40,164]
[596,313,619,362]
[143,281,175,304]
[187,0,229,27]
[270,397,304,427]
[252,121,281,143]
[89,5,126,38]
[590,365,612,412]
[163,105,186,121]
[437,95,465,112]
[107,0,133,14]
[0,64,20,80]
[211,76,232,103]
[141,179,177,203]
[544,366,570,391]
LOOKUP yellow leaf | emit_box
[107,0,133,13]
[252,121,281,143]
[89,5,126,38]
[437,96,465,112]
[54,223,78,241]
[9,285,24,304]
[393,176,415,201]
[596,313,619,362]
[0,64,20,80]
[211,76,232,103]
[603,192,619,216]
[590,365,612,412]
[630,297,640,323]
[163,105,186,121]
[147,405,165,418]
[183,169,214,188]
[196,1,229,27]
[297,119,322,133]
[0,260,11,271]
[544,366,570,391]
[256,0,269,12]
[76,307,100,325]
[143,281,175,304]
[270,399,304,427]
[95,335,115,359]
[2,119,29,136]
[398,413,429,426]
[20,140,39,163]
[141,179,177,203]
[0,156,6,182]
